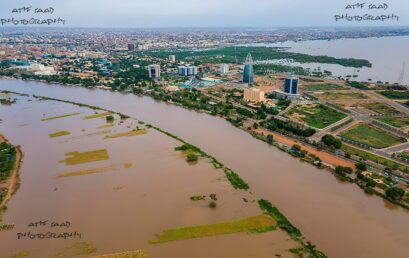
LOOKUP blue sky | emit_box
[0,0,407,27]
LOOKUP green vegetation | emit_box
[378,90,409,100]
[140,46,371,68]
[190,195,206,201]
[106,115,114,122]
[258,199,300,237]
[303,83,346,91]
[49,131,71,138]
[104,129,147,139]
[186,153,198,162]
[330,118,353,132]
[258,199,327,258]
[340,123,402,149]
[385,187,405,201]
[83,111,112,120]
[316,91,368,100]
[355,162,367,171]
[341,144,409,173]
[0,142,16,182]
[224,168,249,190]
[0,98,16,105]
[149,214,276,244]
[363,102,401,115]
[285,104,347,129]
[59,149,109,166]
[321,134,342,149]
[335,166,353,177]
[266,118,316,137]
[378,117,409,128]
[41,112,81,121]
[347,81,369,90]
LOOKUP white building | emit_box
[168,55,176,63]
[148,65,161,79]
[219,64,229,74]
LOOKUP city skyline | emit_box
[0,0,408,27]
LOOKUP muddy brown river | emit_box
[1,79,409,257]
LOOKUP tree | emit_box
[385,187,405,201]
[335,166,353,176]
[186,153,198,162]
[321,134,342,149]
[266,134,274,145]
[106,115,114,122]
[355,162,367,171]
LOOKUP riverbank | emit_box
[0,135,23,218]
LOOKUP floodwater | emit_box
[0,93,297,257]
[1,79,409,257]
[250,36,409,84]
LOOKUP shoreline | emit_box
[0,135,23,216]
[1,77,408,210]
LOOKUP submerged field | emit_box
[0,93,305,258]
[340,123,403,149]
[285,103,347,129]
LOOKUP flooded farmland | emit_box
[1,79,409,257]
[0,92,300,257]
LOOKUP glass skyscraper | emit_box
[243,53,254,85]
[284,75,299,94]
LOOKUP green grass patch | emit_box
[224,168,249,190]
[363,102,401,115]
[316,91,368,100]
[340,123,402,149]
[59,149,109,166]
[378,90,409,100]
[83,112,112,120]
[0,142,17,182]
[149,214,276,244]
[41,112,81,121]
[258,199,301,238]
[341,144,409,173]
[378,117,409,128]
[49,131,71,138]
[303,84,346,91]
[285,104,347,129]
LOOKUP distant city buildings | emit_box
[243,88,265,102]
[178,65,198,76]
[168,55,176,63]
[148,64,161,79]
[219,64,229,74]
[127,43,135,51]
[243,53,253,85]
[274,73,300,100]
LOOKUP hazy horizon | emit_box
[0,0,408,27]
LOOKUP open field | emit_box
[340,123,403,149]
[341,144,409,173]
[312,91,368,101]
[378,90,409,100]
[41,112,81,121]
[378,117,409,128]
[302,83,346,91]
[362,102,402,115]
[285,103,347,129]
[59,149,109,165]
[150,214,276,244]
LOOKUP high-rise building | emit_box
[168,55,176,63]
[127,43,135,51]
[177,65,198,76]
[284,74,299,95]
[148,65,161,79]
[220,64,229,74]
[243,53,253,85]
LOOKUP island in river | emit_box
[0,91,324,257]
